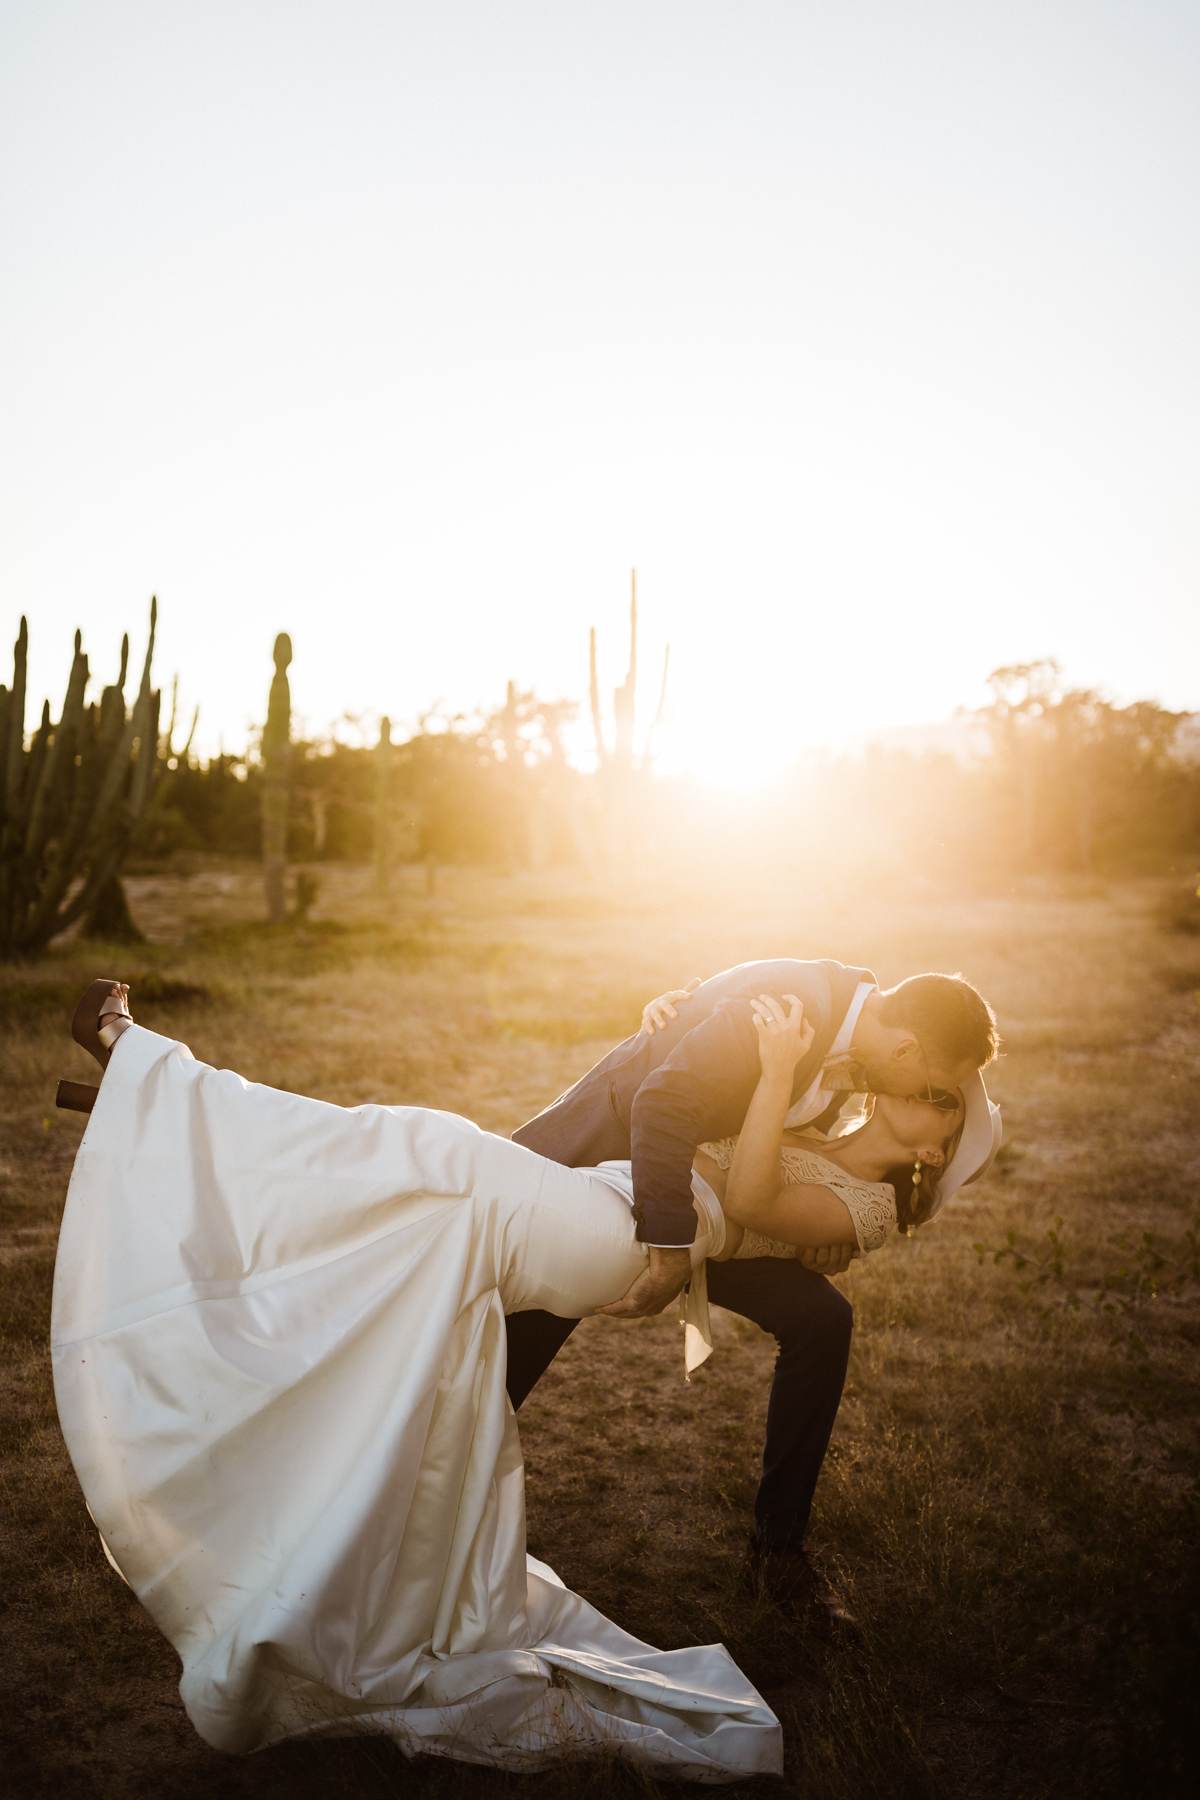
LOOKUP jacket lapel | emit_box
[788,962,876,1108]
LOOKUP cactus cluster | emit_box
[0,604,162,958]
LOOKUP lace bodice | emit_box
[589,1146,897,1379]
[697,1138,897,1255]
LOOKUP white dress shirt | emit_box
[784,979,876,1135]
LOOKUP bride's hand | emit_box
[642,977,702,1034]
[751,993,814,1077]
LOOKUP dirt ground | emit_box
[2,861,1197,1798]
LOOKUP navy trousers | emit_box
[504,1257,853,1550]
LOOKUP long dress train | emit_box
[51,1026,782,1780]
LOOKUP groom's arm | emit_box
[627,997,764,1246]
[599,970,851,1317]
[624,973,855,1280]
[597,1000,764,1319]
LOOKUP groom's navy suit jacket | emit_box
[512,958,875,1247]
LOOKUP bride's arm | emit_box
[723,1062,794,1221]
[723,992,815,1220]
[722,992,860,1253]
[723,1175,860,1249]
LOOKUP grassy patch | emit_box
[1,866,1197,1797]
[189,913,446,975]
[1155,879,1200,936]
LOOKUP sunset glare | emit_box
[3,1,1198,782]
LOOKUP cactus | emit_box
[612,569,638,772]
[588,569,670,774]
[642,642,671,771]
[0,603,162,958]
[585,571,671,859]
[261,633,293,924]
[374,715,393,897]
[81,673,199,941]
[496,679,535,872]
[588,626,605,766]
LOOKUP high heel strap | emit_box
[97,1013,132,1050]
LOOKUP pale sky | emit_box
[3,1,1197,786]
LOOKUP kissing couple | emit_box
[52,953,1001,1781]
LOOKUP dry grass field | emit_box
[1,861,1197,1799]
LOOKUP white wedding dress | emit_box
[51,1026,782,1780]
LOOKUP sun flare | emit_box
[656,713,799,794]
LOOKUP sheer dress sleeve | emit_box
[695,1138,897,1256]
[780,1148,897,1253]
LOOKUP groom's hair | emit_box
[878,973,1000,1072]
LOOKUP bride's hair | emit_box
[885,1117,967,1234]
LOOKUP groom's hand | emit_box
[598,1247,692,1319]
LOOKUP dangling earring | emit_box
[906,1159,923,1238]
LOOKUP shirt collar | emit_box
[828,980,876,1061]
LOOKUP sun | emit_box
[656,708,802,794]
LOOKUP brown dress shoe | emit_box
[743,1536,860,1641]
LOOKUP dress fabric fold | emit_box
[51,1027,781,1781]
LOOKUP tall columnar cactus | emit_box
[588,569,670,773]
[0,604,161,958]
[497,679,534,873]
[261,633,293,924]
[586,572,671,860]
[612,569,639,772]
[588,626,605,766]
[374,715,393,898]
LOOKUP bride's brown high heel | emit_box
[71,978,133,1069]
[57,979,134,1114]
[56,1079,98,1114]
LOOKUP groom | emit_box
[507,957,999,1632]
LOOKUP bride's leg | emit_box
[66,988,646,1339]
[77,1007,644,1316]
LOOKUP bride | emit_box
[51,981,994,1780]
